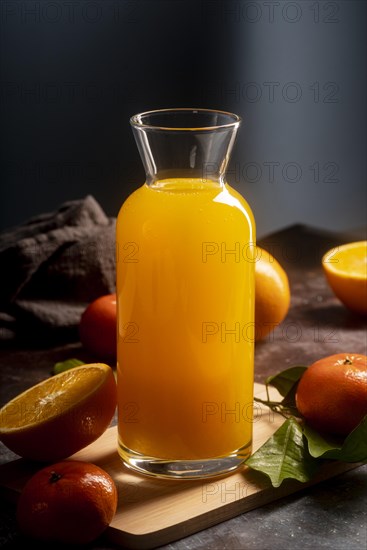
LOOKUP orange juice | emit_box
[116,178,255,465]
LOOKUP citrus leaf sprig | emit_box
[247,367,367,487]
[253,366,307,419]
[246,417,318,487]
[53,358,85,375]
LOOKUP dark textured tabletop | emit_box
[0,224,366,550]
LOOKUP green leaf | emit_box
[245,418,319,487]
[303,424,343,458]
[53,358,85,375]
[340,416,367,462]
[304,416,367,463]
[266,366,307,397]
[254,366,308,419]
[279,383,301,416]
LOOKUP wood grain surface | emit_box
[0,382,362,550]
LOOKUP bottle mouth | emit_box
[130,108,241,131]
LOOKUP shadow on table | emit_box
[302,304,367,332]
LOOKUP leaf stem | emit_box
[254,396,299,420]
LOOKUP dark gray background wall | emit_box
[0,0,366,238]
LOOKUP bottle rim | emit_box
[130,108,241,131]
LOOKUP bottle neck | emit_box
[131,125,238,188]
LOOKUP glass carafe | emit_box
[116,108,255,479]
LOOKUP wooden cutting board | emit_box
[0,383,363,549]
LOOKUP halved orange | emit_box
[322,241,367,315]
[0,364,117,462]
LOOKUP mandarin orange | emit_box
[16,460,117,544]
[255,247,291,341]
[295,353,367,436]
[79,294,117,360]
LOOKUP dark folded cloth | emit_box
[0,195,116,344]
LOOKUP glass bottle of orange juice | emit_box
[116,109,255,479]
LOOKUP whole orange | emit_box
[255,247,291,341]
[16,460,118,545]
[295,353,367,436]
[79,294,117,361]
